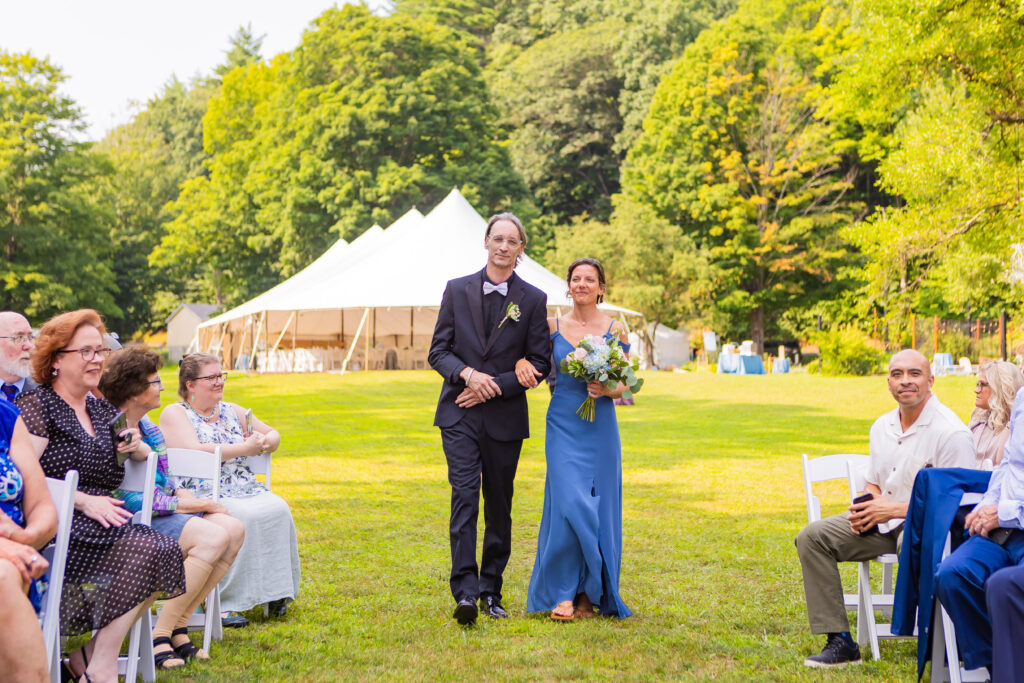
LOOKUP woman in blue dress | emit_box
[517,258,632,621]
[0,398,58,682]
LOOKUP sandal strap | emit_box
[171,628,200,661]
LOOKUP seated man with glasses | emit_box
[0,311,38,405]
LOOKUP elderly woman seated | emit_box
[0,400,57,683]
[935,378,1024,675]
[160,353,300,620]
[968,360,1023,468]
[99,346,245,668]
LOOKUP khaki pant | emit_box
[794,514,903,634]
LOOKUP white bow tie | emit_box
[482,281,508,296]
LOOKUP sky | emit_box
[1,0,388,141]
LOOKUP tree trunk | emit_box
[749,305,765,355]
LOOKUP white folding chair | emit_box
[164,446,223,652]
[930,492,989,683]
[115,452,158,683]
[802,453,871,612]
[246,452,272,490]
[846,460,904,660]
[41,470,78,683]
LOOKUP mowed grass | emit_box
[150,369,979,682]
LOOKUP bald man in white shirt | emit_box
[796,349,975,667]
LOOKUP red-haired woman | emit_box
[16,310,184,683]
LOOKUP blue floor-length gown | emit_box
[527,322,631,617]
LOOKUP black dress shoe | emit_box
[268,598,288,617]
[221,612,250,628]
[453,598,478,625]
[480,595,508,619]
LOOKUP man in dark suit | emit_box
[429,213,551,625]
[0,311,38,405]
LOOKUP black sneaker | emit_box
[803,633,862,668]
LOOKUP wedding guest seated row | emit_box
[15,310,185,683]
[0,399,57,683]
[160,353,300,620]
[935,376,1024,683]
[99,347,245,669]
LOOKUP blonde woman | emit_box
[969,360,1024,468]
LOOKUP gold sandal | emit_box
[551,600,575,621]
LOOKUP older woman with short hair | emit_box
[0,399,57,683]
[16,310,184,683]
[99,346,244,668]
[160,353,299,618]
[969,360,1024,468]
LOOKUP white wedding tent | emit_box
[194,188,642,372]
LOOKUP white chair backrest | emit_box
[41,470,78,670]
[802,453,870,523]
[959,357,972,373]
[246,452,272,490]
[166,447,221,501]
[847,459,868,499]
[119,452,158,524]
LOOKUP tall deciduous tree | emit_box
[0,52,118,321]
[622,0,866,350]
[154,5,531,308]
[828,0,1024,334]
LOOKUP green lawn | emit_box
[150,369,979,681]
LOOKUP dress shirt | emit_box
[969,408,1011,467]
[978,389,1024,528]
[867,394,976,533]
[0,377,26,402]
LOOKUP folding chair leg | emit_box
[857,561,881,660]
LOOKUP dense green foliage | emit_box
[0,52,118,320]
[810,328,885,376]
[152,5,531,308]
[1,0,1019,353]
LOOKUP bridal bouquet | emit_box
[560,334,643,421]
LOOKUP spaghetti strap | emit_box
[556,317,561,332]
[606,320,615,334]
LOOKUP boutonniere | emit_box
[498,302,521,328]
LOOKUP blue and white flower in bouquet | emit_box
[560,334,643,421]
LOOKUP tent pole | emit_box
[291,310,298,372]
[410,308,414,347]
[270,312,295,355]
[263,311,269,374]
[340,308,370,374]
[364,307,371,370]
[249,312,265,372]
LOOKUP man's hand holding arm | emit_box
[492,297,551,399]
[455,366,502,408]
[848,483,907,534]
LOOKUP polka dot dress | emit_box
[16,386,185,636]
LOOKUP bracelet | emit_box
[465,368,474,384]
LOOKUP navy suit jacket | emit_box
[892,467,991,679]
[429,268,551,441]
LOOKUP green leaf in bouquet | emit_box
[622,389,633,400]
[605,380,617,390]
[632,377,644,392]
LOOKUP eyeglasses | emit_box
[147,378,164,387]
[58,347,111,362]
[0,334,34,345]
[489,236,522,248]
[976,380,990,389]
[195,373,228,384]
